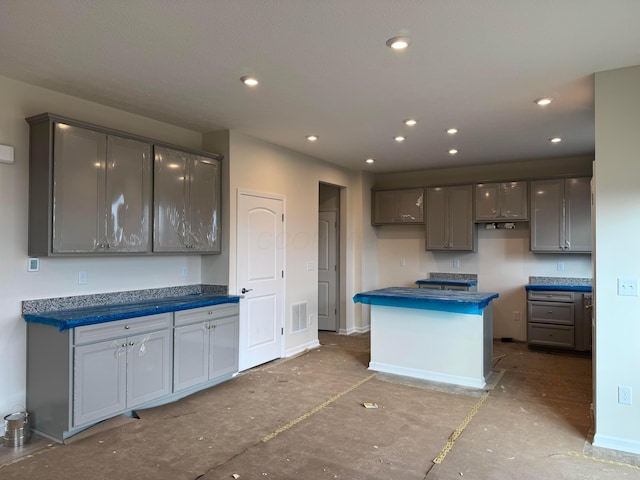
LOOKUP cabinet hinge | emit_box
[281,327,284,335]
[282,270,284,278]
[282,213,284,222]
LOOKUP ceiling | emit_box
[1,1,640,173]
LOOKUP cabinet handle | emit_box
[208,311,213,315]
[125,325,130,329]
[129,342,135,346]
[547,310,553,314]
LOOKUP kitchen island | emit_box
[354,287,498,389]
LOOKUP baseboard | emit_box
[285,339,320,358]
[368,361,486,389]
[338,325,370,335]
[593,432,640,455]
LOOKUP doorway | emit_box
[318,183,340,332]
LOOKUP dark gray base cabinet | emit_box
[26,304,239,443]
[526,290,590,352]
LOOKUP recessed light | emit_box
[386,36,410,50]
[446,128,458,135]
[306,135,318,142]
[403,119,418,127]
[449,149,458,155]
[394,136,406,142]
[534,97,553,106]
[365,158,375,164]
[240,75,259,87]
[549,137,562,143]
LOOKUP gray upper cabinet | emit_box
[426,185,475,251]
[474,182,528,222]
[153,146,221,253]
[27,114,152,255]
[530,177,592,253]
[372,188,424,225]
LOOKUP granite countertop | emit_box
[525,276,592,292]
[353,287,498,315]
[415,279,478,287]
[23,293,240,331]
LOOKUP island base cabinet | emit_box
[73,329,171,428]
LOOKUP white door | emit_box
[318,210,338,331]
[237,191,285,370]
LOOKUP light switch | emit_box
[0,144,14,164]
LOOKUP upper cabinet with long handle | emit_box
[530,177,592,253]
[474,181,528,222]
[27,114,152,256]
[153,145,221,253]
[426,185,475,251]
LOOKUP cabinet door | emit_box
[425,187,448,250]
[397,188,424,223]
[474,184,501,221]
[372,190,399,224]
[565,177,592,252]
[53,123,106,253]
[126,330,171,408]
[173,322,210,392]
[448,185,474,251]
[500,182,528,220]
[153,146,189,251]
[530,179,564,252]
[73,339,126,427]
[105,135,152,252]
[209,316,239,380]
[188,155,221,252]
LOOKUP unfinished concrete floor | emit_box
[2,333,639,479]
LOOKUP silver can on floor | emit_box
[4,411,31,447]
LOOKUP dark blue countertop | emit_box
[23,294,241,331]
[526,284,592,292]
[353,287,498,315]
[415,279,478,287]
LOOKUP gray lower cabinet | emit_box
[26,114,153,255]
[173,304,239,393]
[426,185,475,251]
[154,145,222,253]
[474,182,528,222]
[73,329,171,428]
[527,290,590,351]
[26,304,239,442]
[418,283,478,292]
[372,188,424,225]
[530,177,591,253]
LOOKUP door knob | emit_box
[241,288,253,294]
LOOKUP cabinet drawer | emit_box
[528,301,574,325]
[527,291,575,302]
[174,303,239,327]
[528,323,575,348]
[74,312,171,345]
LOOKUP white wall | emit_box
[212,130,371,354]
[0,75,211,421]
[593,65,640,454]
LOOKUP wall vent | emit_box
[291,301,308,333]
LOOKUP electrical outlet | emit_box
[78,271,88,285]
[400,258,406,267]
[557,262,565,272]
[618,278,639,296]
[453,258,460,269]
[512,311,520,321]
[618,386,632,405]
[181,266,188,277]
